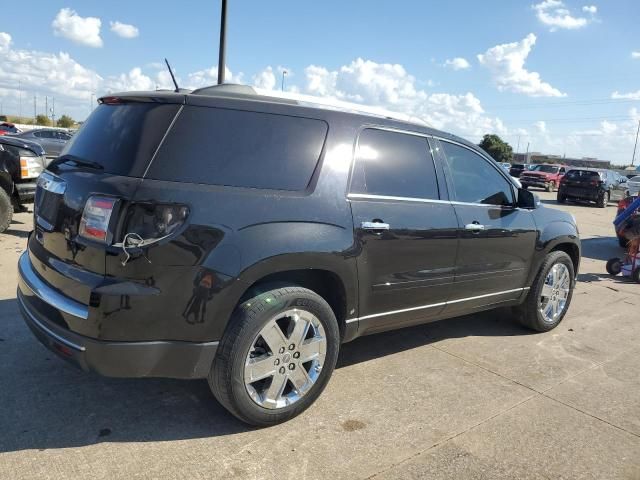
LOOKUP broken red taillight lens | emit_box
[79,196,117,243]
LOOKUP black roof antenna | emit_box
[164,58,179,92]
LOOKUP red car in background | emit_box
[520,164,568,192]
[0,122,22,135]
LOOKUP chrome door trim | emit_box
[347,192,518,210]
[345,287,528,324]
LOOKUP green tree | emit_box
[35,114,51,126]
[56,115,75,128]
[0,115,7,122]
[478,134,513,163]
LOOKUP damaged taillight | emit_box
[79,196,117,243]
[121,203,189,242]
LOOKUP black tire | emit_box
[596,191,608,208]
[208,285,340,426]
[556,193,566,204]
[633,268,640,284]
[0,188,13,234]
[606,258,622,276]
[515,251,575,332]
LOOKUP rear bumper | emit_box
[558,186,600,200]
[17,251,218,379]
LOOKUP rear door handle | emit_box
[361,221,390,231]
[464,223,485,232]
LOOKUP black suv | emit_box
[0,136,47,232]
[17,85,580,426]
[557,168,629,208]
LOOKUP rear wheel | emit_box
[0,188,13,234]
[606,258,623,276]
[208,285,340,426]
[515,251,575,332]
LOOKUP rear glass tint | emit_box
[146,106,328,191]
[566,170,601,179]
[60,103,180,177]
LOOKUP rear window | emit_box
[146,106,328,191]
[59,103,180,177]
[566,170,601,179]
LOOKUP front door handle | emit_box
[464,223,485,232]
[361,221,390,231]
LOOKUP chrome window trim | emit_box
[345,287,528,324]
[347,192,522,210]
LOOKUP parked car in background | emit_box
[509,163,531,177]
[0,135,47,232]
[626,175,640,196]
[0,123,22,136]
[520,164,568,192]
[17,85,580,426]
[13,128,72,158]
[557,168,629,208]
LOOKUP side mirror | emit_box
[518,188,539,209]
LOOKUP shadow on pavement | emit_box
[580,237,623,262]
[1,228,30,239]
[0,296,532,454]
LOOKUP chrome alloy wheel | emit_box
[244,309,327,410]
[539,263,571,323]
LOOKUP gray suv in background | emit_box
[13,129,72,158]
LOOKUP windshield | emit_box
[532,165,559,173]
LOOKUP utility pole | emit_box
[18,80,22,120]
[217,0,228,85]
[33,95,36,122]
[45,96,48,124]
[526,142,530,162]
[281,70,288,91]
[516,135,521,154]
[632,119,640,166]
[51,97,55,125]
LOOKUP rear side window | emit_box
[147,106,328,191]
[60,103,180,177]
[350,128,439,199]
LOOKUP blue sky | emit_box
[1,0,640,164]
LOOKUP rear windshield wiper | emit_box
[49,155,104,171]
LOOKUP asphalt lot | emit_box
[1,191,639,480]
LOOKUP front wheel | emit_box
[606,258,622,276]
[596,191,608,208]
[208,286,340,426]
[515,251,575,332]
[0,188,13,234]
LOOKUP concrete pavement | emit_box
[0,191,638,479]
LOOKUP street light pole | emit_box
[281,70,288,92]
[632,119,640,166]
[217,0,228,85]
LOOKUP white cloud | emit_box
[253,66,277,90]
[444,57,471,70]
[632,51,640,59]
[611,90,640,100]
[478,33,565,97]
[185,66,243,89]
[105,67,156,92]
[110,21,139,39]
[52,8,102,48]
[301,58,504,137]
[532,0,596,31]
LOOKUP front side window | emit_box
[441,141,514,206]
[350,128,439,199]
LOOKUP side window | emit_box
[148,106,328,191]
[441,141,514,206]
[559,167,566,174]
[33,131,45,138]
[350,128,439,199]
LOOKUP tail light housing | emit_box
[79,196,117,243]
